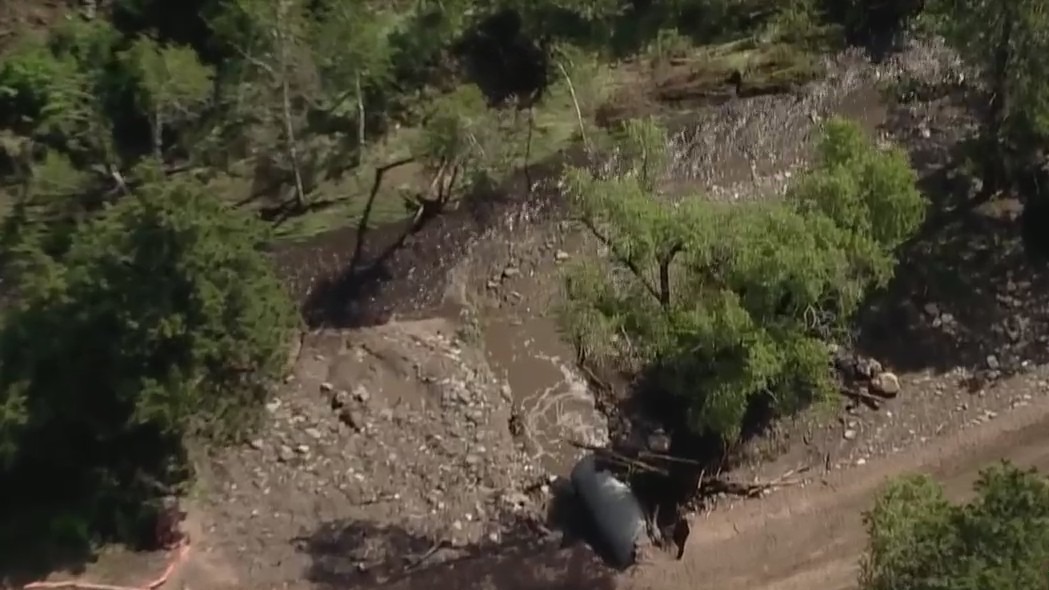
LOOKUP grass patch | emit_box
[269,50,616,241]
[656,39,823,95]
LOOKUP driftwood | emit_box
[702,465,813,498]
[839,385,883,410]
[565,438,813,501]
[564,439,669,476]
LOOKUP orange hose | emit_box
[23,541,190,590]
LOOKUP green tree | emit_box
[558,117,924,441]
[926,0,1049,186]
[122,36,215,163]
[0,20,124,194]
[210,0,318,208]
[310,0,398,152]
[862,463,1049,590]
[0,176,297,556]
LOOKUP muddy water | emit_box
[482,315,609,476]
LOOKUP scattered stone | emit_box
[647,429,672,453]
[870,372,901,397]
[486,279,500,290]
[855,358,883,380]
[295,444,310,454]
[278,445,295,463]
[923,302,940,317]
[502,266,521,278]
[330,390,349,410]
[555,250,570,262]
[986,355,1001,371]
[855,458,867,466]
[352,385,370,403]
[249,439,265,450]
[339,408,364,431]
[320,382,334,393]
[305,427,323,440]
[843,429,857,441]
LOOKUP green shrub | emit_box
[862,463,1049,590]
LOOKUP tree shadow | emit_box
[0,428,187,587]
[856,200,1049,378]
[855,102,1049,378]
[273,153,572,329]
[295,495,620,590]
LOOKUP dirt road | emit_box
[364,379,1049,590]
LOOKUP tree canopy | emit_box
[558,117,925,441]
[0,0,1043,568]
[862,463,1049,590]
[0,176,296,560]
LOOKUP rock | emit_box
[352,385,370,403]
[249,438,265,450]
[855,358,883,380]
[305,427,323,439]
[870,372,900,397]
[339,408,364,431]
[986,355,1001,371]
[486,279,500,290]
[832,351,857,375]
[555,250,570,262]
[843,429,857,441]
[296,444,310,454]
[330,390,349,410]
[1004,318,1023,342]
[502,266,521,278]
[647,429,671,453]
[923,302,940,317]
[320,382,334,393]
[278,445,295,463]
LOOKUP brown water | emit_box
[482,315,609,476]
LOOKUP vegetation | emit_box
[0,0,916,243]
[558,117,925,441]
[861,463,1049,590]
[0,176,296,562]
[0,0,1044,571]
[924,0,1049,192]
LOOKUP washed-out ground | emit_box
[18,40,1049,590]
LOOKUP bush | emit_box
[0,177,297,562]
[558,116,924,442]
[862,463,1049,590]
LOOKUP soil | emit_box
[15,39,1049,590]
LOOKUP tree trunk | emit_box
[356,73,366,150]
[657,244,683,310]
[152,107,163,164]
[277,0,307,210]
[282,81,307,209]
[986,6,1015,190]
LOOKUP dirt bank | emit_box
[355,366,1049,590]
